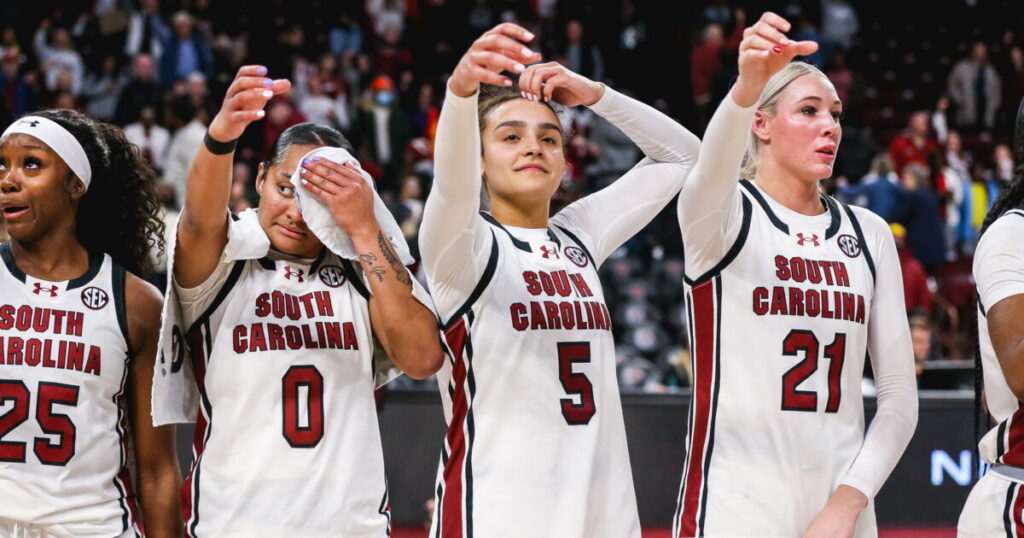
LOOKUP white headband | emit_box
[1,116,92,189]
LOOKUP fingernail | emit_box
[310,156,321,162]
[772,46,782,54]
[256,66,267,75]
[524,31,535,40]
[256,110,265,118]
[263,90,273,98]
[522,46,533,56]
[263,78,273,87]
[504,79,512,87]
[513,63,525,73]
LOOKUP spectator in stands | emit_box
[892,223,933,314]
[158,11,213,89]
[366,0,405,39]
[994,143,1015,184]
[895,163,947,270]
[82,54,126,122]
[163,98,206,203]
[1003,46,1024,132]
[947,41,1001,133]
[397,174,424,244]
[352,74,410,195]
[0,49,32,125]
[909,313,936,376]
[297,73,351,132]
[405,80,438,141]
[690,13,743,127]
[33,20,84,96]
[315,53,347,100]
[373,26,413,82]
[931,95,950,144]
[261,95,306,154]
[329,11,364,60]
[114,53,162,126]
[123,0,168,58]
[793,17,825,68]
[124,105,170,175]
[821,0,859,53]
[888,111,939,177]
[183,71,215,122]
[561,20,604,83]
[836,153,902,221]
[927,150,965,259]
[0,26,21,59]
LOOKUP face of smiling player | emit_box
[256,143,325,259]
[480,98,566,210]
[0,133,85,245]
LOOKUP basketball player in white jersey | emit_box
[672,13,918,537]
[420,22,701,538]
[0,110,181,536]
[958,99,1024,536]
[168,65,443,537]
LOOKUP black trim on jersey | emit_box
[111,261,132,356]
[67,251,104,290]
[480,212,531,252]
[256,257,275,270]
[697,276,724,534]
[999,420,1008,460]
[683,195,753,286]
[980,300,988,318]
[0,242,23,282]
[378,487,392,536]
[464,323,477,538]
[309,247,329,274]
[340,258,371,300]
[822,195,843,240]
[1004,482,1015,538]
[838,202,876,284]
[739,180,788,234]
[186,260,246,335]
[442,233,499,330]
[554,225,596,267]
[546,228,561,246]
[0,242,102,287]
[110,345,133,534]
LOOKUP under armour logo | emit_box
[19,119,39,128]
[32,282,58,296]
[538,245,560,259]
[283,266,305,282]
[795,233,820,247]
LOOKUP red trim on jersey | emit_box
[1014,483,1024,537]
[116,466,142,534]
[1003,407,1024,466]
[679,280,716,537]
[440,318,470,538]
[181,328,210,535]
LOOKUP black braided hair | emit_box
[31,109,164,276]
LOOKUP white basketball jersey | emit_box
[430,214,640,538]
[0,243,141,537]
[976,209,1024,467]
[674,182,879,537]
[180,250,391,537]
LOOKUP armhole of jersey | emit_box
[442,230,499,330]
[111,261,132,355]
[823,195,842,239]
[839,202,877,284]
[554,225,596,267]
[683,194,753,286]
[340,258,372,301]
[186,260,246,335]
[979,299,987,318]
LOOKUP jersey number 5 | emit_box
[558,342,596,425]
[781,330,846,413]
[0,380,79,465]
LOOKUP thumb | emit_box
[788,41,819,58]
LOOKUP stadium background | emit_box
[2,0,1023,536]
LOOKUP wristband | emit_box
[203,131,238,155]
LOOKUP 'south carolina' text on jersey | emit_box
[231,290,359,353]
[0,304,102,375]
[509,269,613,331]
[752,255,867,324]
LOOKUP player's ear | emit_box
[255,161,267,197]
[752,110,771,144]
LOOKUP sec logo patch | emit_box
[81,287,109,310]
[837,234,861,258]
[564,246,589,268]
[319,265,347,288]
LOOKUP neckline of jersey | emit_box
[751,181,834,227]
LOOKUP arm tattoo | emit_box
[378,231,413,285]
[359,252,388,283]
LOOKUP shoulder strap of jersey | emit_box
[837,201,876,284]
[822,195,843,239]
[187,259,247,335]
[67,251,105,290]
[340,258,371,300]
[443,230,500,330]
[739,179,789,234]
[110,258,132,354]
[480,211,531,252]
[683,191,753,286]
[553,225,595,268]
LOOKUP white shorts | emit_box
[959,468,1024,538]
[0,517,136,538]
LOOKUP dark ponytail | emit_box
[33,109,165,276]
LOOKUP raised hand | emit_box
[298,157,377,237]
[207,65,291,142]
[732,12,818,107]
[449,23,541,98]
[518,62,604,107]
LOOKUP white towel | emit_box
[292,146,414,265]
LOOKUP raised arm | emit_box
[299,159,444,378]
[519,62,700,264]
[678,13,817,277]
[418,23,539,317]
[174,66,289,287]
[806,214,918,537]
[127,275,182,537]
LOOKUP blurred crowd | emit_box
[1,0,1022,392]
